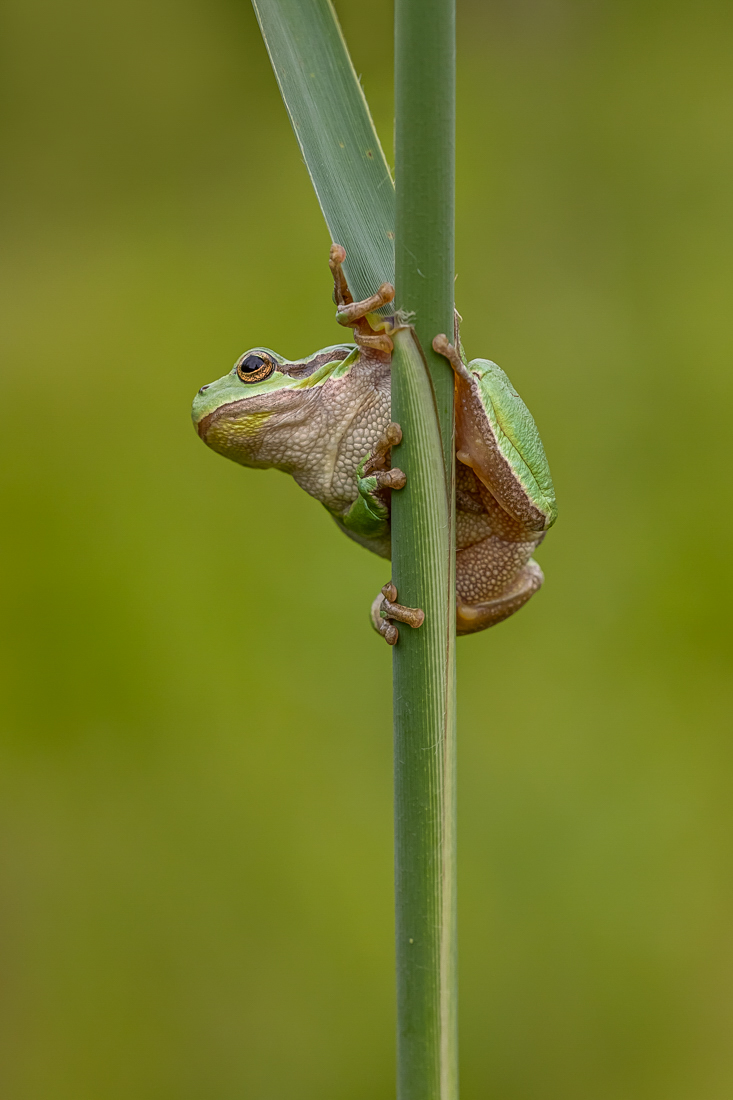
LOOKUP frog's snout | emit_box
[194,409,211,440]
[191,386,213,439]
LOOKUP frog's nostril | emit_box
[199,384,210,393]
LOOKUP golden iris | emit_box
[236,353,275,384]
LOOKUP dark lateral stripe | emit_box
[281,347,354,379]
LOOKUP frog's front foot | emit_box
[339,291,395,353]
[362,422,403,476]
[329,244,395,354]
[373,468,406,490]
[335,285,395,326]
[360,423,406,493]
[371,582,425,646]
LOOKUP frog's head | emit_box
[192,344,358,471]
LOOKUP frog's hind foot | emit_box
[456,560,544,635]
[329,244,395,354]
[371,582,425,646]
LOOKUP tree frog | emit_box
[192,245,557,641]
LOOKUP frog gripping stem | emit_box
[329,243,395,353]
[373,469,407,490]
[363,421,405,482]
[432,332,472,382]
[371,582,425,646]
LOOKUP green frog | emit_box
[192,246,556,641]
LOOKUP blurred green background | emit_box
[2,0,733,1096]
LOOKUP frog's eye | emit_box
[236,352,276,384]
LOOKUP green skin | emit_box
[192,310,557,636]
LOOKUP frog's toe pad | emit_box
[374,468,406,490]
[456,560,544,635]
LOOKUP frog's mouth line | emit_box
[196,393,291,443]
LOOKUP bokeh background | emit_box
[2,0,733,1096]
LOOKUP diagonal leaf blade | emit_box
[252,0,395,304]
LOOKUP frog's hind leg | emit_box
[456,559,544,635]
[329,244,395,353]
[433,333,554,534]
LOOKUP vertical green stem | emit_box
[392,0,457,1098]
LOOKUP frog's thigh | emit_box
[456,559,544,635]
[455,375,549,533]
[456,535,537,605]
